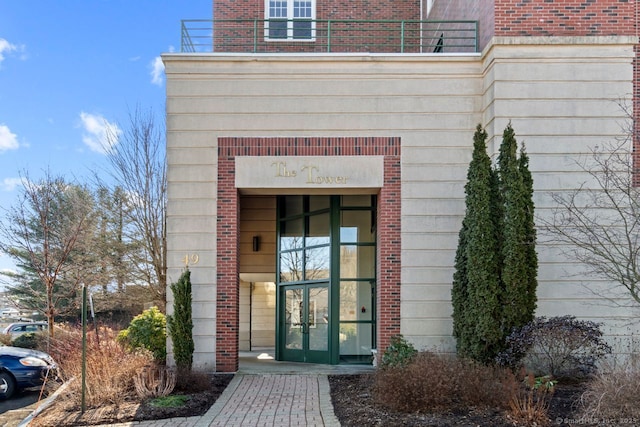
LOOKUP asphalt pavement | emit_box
[0,390,41,427]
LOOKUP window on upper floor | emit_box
[265,0,316,40]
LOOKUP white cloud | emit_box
[0,124,19,152]
[0,38,25,66]
[0,177,24,192]
[0,38,17,64]
[150,56,164,86]
[79,112,121,154]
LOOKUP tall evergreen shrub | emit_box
[167,268,194,371]
[452,123,538,364]
[497,123,537,333]
[452,124,503,362]
[519,144,538,321]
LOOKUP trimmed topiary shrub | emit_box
[117,306,167,362]
[496,315,611,379]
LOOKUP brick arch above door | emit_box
[216,137,401,372]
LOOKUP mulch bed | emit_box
[30,374,233,427]
[329,373,588,427]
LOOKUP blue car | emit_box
[0,346,57,399]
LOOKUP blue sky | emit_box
[0,0,212,275]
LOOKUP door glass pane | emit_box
[280,250,303,282]
[280,218,303,250]
[269,20,288,38]
[309,195,329,211]
[341,195,372,207]
[293,20,312,39]
[285,288,303,349]
[339,323,372,355]
[308,286,329,351]
[339,281,372,321]
[294,0,312,18]
[307,212,330,247]
[305,246,330,280]
[269,0,287,17]
[280,195,303,218]
[340,245,375,278]
[340,210,374,243]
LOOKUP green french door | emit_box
[277,195,376,365]
[281,284,330,363]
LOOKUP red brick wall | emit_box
[216,136,401,372]
[213,0,421,53]
[494,0,635,37]
[215,0,419,21]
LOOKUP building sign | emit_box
[235,156,384,190]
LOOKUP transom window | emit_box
[265,0,316,40]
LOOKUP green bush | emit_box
[117,306,167,362]
[380,335,417,368]
[11,332,39,349]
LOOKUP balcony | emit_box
[181,19,479,54]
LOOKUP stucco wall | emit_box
[164,36,636,368]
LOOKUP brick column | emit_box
[216,155,240,372]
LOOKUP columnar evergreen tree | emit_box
[452,125,503,362]
[452,123,538,364]
[167,268,194,371]
[497,123,537,334]
[519,144,538,319]
[451,221,470,353]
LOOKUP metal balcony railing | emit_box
[181,19,479,54]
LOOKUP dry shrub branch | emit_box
[42,324,153,409]
[579,361,640,421]
[374,351,518,413]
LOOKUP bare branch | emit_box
[540,100,640,308]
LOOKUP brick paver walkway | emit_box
[201,374,338,427]
[92,374,340,427]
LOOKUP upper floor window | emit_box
[265,0,315,40]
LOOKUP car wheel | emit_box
[0,371,16,399]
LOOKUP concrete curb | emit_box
[318,375,341,427]
[19,378,73,427]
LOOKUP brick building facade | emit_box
[164,0,639,372]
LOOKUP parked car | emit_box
[0,346,57,399]
[2,322,48,338]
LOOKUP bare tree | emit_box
[0,171,95,336]
[542,102,640,308]
[102,107,167,309]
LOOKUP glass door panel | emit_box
[308,286,329,351]
[284,288,303,351]
[281,284,330,363]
